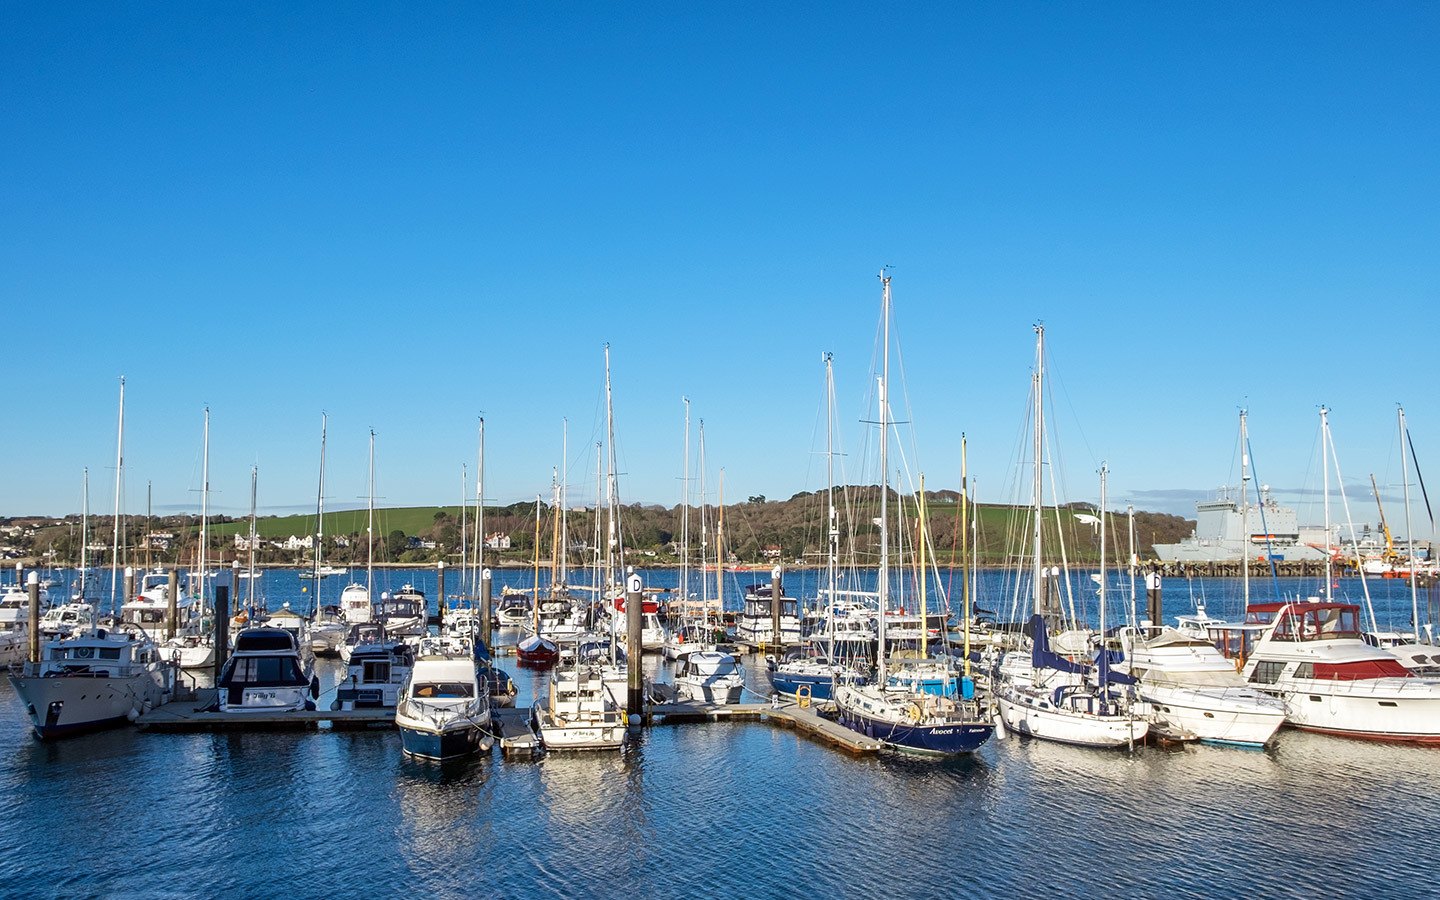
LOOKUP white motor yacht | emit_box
[216,627,316,714]
[532,664,627,750]
[396,655,493,760]
[674,648,745,705]
[1119,626,1285,747]
[9,628,174,738]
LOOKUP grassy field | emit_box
[209,505,474,538]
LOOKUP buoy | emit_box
[627,713,641,727]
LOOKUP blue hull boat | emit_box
[836,705,994,755]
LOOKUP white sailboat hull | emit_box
[156,640,216,670]
[996,687,1149,748]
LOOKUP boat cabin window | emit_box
[382,599,421,617]
[1250,660,1285,684]
[361,660,391,683]
[414,682,473,699]
[1209,628,1257,661]
[234,630,297,652]
[63,646,123,660]
[1277,606,1362,642]
[1294,663,1315,679]
[227,656,303,684]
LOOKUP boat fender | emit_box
[796,684,812,709]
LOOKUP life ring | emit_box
[796,683,812,709]
[905,701,924,723]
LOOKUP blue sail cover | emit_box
[1029,615,1085,674]
[1094,646,1137,687]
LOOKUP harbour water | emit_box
[3,568,1438,898]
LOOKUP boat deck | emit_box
[492,707,542,756]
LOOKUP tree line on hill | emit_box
[8,487,1194,568]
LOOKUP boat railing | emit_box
[1291,673,1440,696]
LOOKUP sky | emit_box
[2,4,1437,534]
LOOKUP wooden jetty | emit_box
[138,689,395,732]
[137,689,880,756]
[651,698,881,754]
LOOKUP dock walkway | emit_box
[138,691,880,755]
[651,698,881,754]
[138,690,395,732]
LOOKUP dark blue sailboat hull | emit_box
[837,707,994,755]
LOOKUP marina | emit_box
[5,6,1438,896]
[4,568,1440,897]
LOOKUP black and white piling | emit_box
[1145,569,1162,626]
[626,570,644,720]
[26,571,40,665]
[770,564,783,647]
[166,566,179,641]
[437,560,446,629]
[481,568,492,638]
[214,565,234,679]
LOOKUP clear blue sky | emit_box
[2,4,1437,533]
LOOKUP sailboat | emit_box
[10,377,175,738]
[1188,408,1440,742]
[1120,410,1285,746]
[151,409,217,669]
[770,352,865,701]
[990,328,1149,749]
[533,345,631,749]
[833,272,994,755]
[36,472,101,644]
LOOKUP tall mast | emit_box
[247,466,258,606]
[877,270,891,684]
[1031,327,1044,617]
[603,344,622,586]
[680,398,691,615]
[1127,504,1137,628]
[825,354,838,666]
[1400,406,1420,641]
[199,406,210,612]
[698,422,709,613]
[1321,406,1332,598]
[459,464,468,600]
[561,418,570,586]
[961,434,970,678]
[474,419,485,592]
[593,442,603,596]
[109,376,125,614]
[366,429,375,600]
[550,467,561,588]
[531,494,542,634]
[1239,409,1250,606]
[80,468,90,599]
[716,469,725,609]
[1098,462,1109,650]
[145,481,153,572]
[313,414,327,620]
[917,472,928,660]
